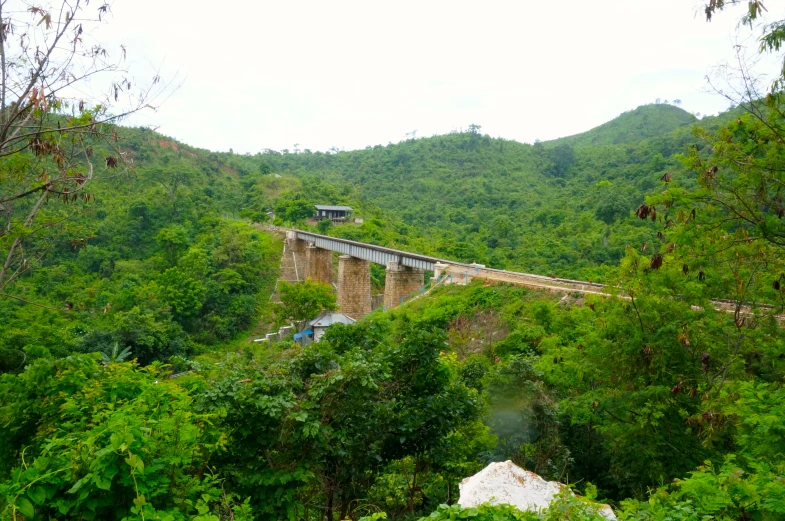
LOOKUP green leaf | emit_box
[133,494,146,508]
[28,486,47,505]
[17,497,35,518]
[67,474,92,494]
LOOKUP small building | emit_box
[294,311,356,345]
[314,205,353,222]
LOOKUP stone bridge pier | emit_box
[337,255,371,320]
[285,232,309,281]
[384,261,424,309]
[306,245,332,285]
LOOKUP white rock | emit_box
[458,461,616,519]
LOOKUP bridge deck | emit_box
[294,230,441,272]
[266,225,607,294]
[261,225,781,319]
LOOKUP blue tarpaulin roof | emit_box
[294,329,313,341]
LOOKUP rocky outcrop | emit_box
[458,461,615,519]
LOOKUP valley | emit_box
[2,2,785,520]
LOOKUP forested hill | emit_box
[545,103,697,147]
[0,101,746,368]
[234,103,713,281]
[0,126,285,371]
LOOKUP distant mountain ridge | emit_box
[545,103,697,147]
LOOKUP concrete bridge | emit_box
[271,226,609,320]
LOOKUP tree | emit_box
[547,144,575,178]
[595,187,629,225]
[0,355,252,519]
[317,218,332,234]
[155,225,190,266]
[159,267,206,322]
[100,342,132,364]
[150,167,192,216]
[274,196,314,223]
[0,1,166,298]
[278,278,337,322]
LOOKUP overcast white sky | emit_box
[94,0,784,153]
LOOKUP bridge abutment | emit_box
[306,245,332,285]
[384,261,424,309]
[337,255,371,319]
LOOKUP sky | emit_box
[89,0,785,153]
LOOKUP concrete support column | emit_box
[285,231,308,281]
[384,261,425,309]
[306,245,333,285]
[337,255,371,319]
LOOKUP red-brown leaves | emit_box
[660,172,671,182]
[701,165,718,186]
[701,352,711,373]
[649,254,664,270]
[635,204,653,220]
[105,156,118,168]
[70,238,87,250]
[28,7,52,29]
[29,136,48,156]
[642,345,653,366]
[678,326,690,345]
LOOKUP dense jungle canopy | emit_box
[3,1,785,520]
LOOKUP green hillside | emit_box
[228,105,710,281]
[6,1,785,519]
[0,127,285,370]
[546,103,697,147]
[3,100,785,521]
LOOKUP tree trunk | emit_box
[407,460,418,513]
[339,497,350,521]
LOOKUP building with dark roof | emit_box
[314,205,353,221]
